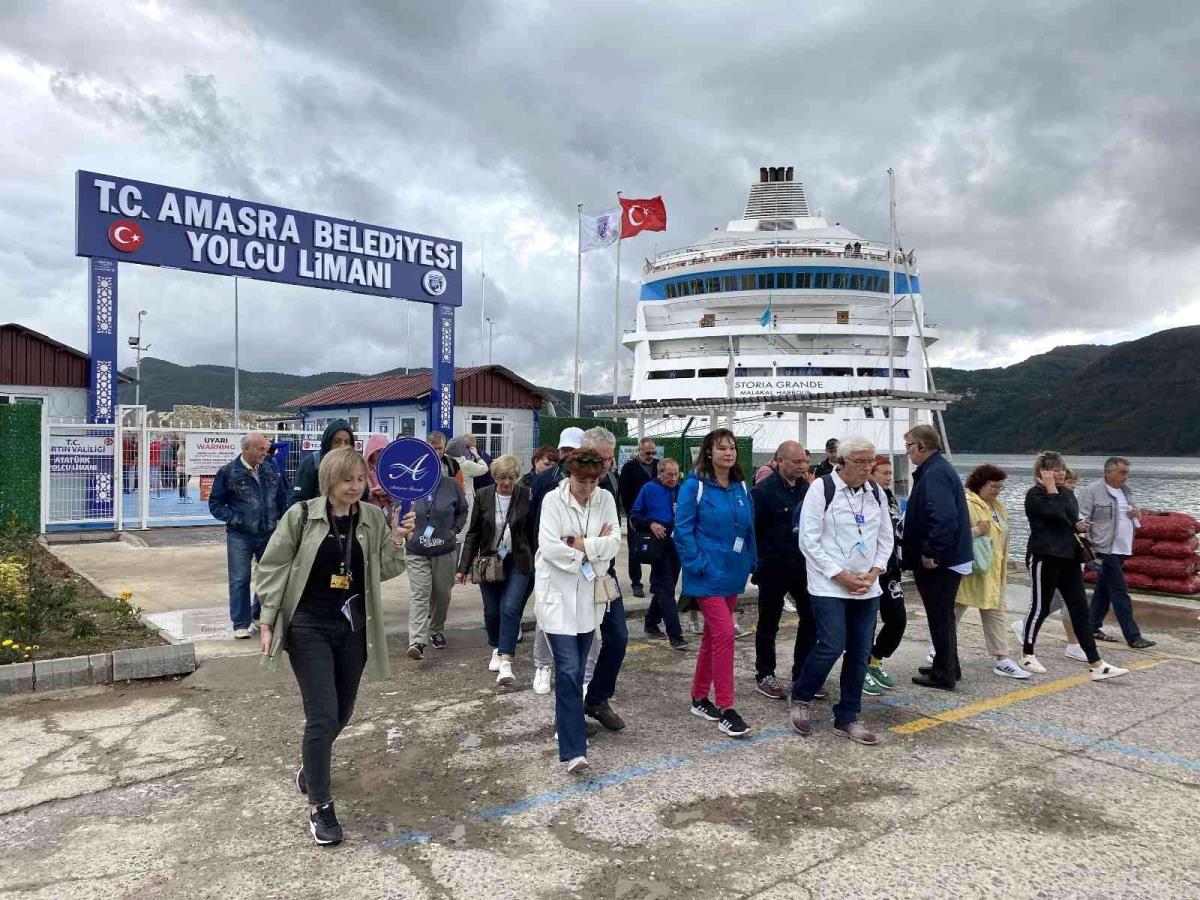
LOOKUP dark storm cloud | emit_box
[1,0,1197,383]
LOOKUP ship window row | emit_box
[662,270,892,300]
[647,367,911,380]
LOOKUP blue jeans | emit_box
[547,631,594,760]
[645,541,683,640]
[227,529,271,629]
[792,593,880,726]
[585,590,628,707]
[1090,553,1142,642]
[479,557,531,656]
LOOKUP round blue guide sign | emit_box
[374,438,442,510]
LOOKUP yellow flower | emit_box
[1,639,11,647]
[119,589,134,600]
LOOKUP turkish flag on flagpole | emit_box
[619,196,667,238]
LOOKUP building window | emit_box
[813,272,830,289]
[705,276,720,294]
[469,413,509,457]
[648,369,696,380]
[757,272,775,290]
[739,274,756,291]
[698,367,728,378]
[734,367,771,377]
[400,418,416,438]
[721,275,738,291]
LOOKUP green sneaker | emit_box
[862,672,884,697]
[868,664,896,690]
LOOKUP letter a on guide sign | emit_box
[375,438,442,514]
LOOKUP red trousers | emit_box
[691,594,738,709]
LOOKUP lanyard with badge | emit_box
[728,483,747,554]
[328,503,364,631]
[568,500,597,582]
[844,486,870,555]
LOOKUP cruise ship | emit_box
[623,166,938,457]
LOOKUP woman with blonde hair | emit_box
[256,447,415,846]
[457,454,533,686]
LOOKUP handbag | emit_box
[972,533,994,574]
[595,570,620,607]
[634,528,666,564]
[1075,532,1098,569]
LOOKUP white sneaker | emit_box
[993,658,1030,679]
[1090,661,1129,682]
[1020,654,1047,674]
[532,665,552,695]
[496,660,515,686]
[1064,644,1088,662]
[783,597,797,614]
[566,756,590,775]
[233,627,252,640]
[488,648,501,672]
[733,618,749,639]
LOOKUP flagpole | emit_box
[573,203,583,417]
[612,192,623,406]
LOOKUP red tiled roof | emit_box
[284,366,503,409]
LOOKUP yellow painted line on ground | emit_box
[890,658,1163,735]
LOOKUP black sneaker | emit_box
[631,584,646,598]
[643,626,667,640]
[309,802,343,846]
[1094,629,1119,643]
[585,700,626,731]
[406,643,424,660]
[430,632,446,650]
[295,766,307,796]
[1128,637,1156,650]
[690,698,720,721]
[718,708,751,738]
[669,636,690,651]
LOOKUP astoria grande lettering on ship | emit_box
[75,171,463,305]
[733,378,826,396]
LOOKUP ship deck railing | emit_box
[644,245,916,276]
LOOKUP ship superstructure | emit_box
[623,166,938,455]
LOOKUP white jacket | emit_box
[534,480,621,635]
[799,469,894,600]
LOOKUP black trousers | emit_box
[1025,555,1100,663]
[754,560,814,683]
[871,574,908,660]
[914,568,962,683]
[287,609,367,806]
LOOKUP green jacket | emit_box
[254,496,407,682]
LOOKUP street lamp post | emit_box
[128,310,150,408]
[485,317,496,365]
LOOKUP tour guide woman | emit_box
[674,428,756,739]
[456,454,533,687]
[533,448,620,775]
[255,447,416,846]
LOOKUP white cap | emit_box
[558,427,585,450]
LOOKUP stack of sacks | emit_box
[1085,512,1200,594]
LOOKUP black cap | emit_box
[825,438,839,450]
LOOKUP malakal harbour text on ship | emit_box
[626,165,935,455]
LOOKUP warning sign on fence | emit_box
[185,434,241,476]
[49,435,114,474]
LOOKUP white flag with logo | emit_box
[579,207,621,252]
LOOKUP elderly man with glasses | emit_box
[790,436,894,745]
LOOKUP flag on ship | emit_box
[619,196,667,238]
[580,207,621,252]
[759,298,773,327]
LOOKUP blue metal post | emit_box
[430,303,455,437]
[88,258,118,424]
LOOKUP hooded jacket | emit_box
[363,434,394,514]
[291,419,358,506]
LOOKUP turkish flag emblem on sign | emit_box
[619,196,667,238]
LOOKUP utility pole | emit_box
[485,317,496,365]
[233,277,241,428]
[129,310,150,407]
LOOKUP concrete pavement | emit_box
[2,588,1199,898]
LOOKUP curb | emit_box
[0,643,196,696]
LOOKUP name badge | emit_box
[853,540,869,554]
[330,574,350,589]
[732,536,744,553]
[422,525,435,540]
[580,560,597,582]
[854,514,865,525]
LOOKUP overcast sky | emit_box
[2,0,1198,393]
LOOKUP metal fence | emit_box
[42,407,385,530]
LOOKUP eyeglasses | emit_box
[846,457,875,467]
[904,442,917,449]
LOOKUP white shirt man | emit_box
[798,469,894,600]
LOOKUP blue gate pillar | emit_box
[88,258,118,424]
[430,303,455,437]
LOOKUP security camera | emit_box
[128,337,138,346]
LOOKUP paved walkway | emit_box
[2,592,1198,898]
